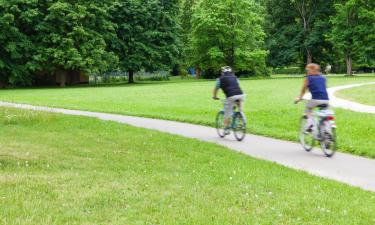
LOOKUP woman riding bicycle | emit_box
[213,66,245,135]
[296,63,330,131]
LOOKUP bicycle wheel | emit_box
[216,111,226,138]
[299,116,315,152]
[233,112,246,141]
[319,121,337,157]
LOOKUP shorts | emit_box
[305,99,330,113]
[224,94,245,118]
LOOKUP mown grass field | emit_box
[336,83,375,106]
[0,76,374,158]
[0,107,374,224]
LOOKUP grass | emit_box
[0,76,374,158]
[0,107,374,224]
[336,84,375,106]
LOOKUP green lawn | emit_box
[0,76,374,158]
[0,107,374,224]
[336,84,375,106]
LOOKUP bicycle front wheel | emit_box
[233,112,246,141]
[299,116,315,152]
[216,111,226,138]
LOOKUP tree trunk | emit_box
[196,68,201,79]
[345,52,353,76]
[128,70,134,83]
[306,49,313,64]
[57,69,67,87]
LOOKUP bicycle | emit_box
[295,99,337,157]
[215,99,247,141]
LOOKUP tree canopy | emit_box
[0,0,374,86]
[189,0,268,77]
[330,0,375,75]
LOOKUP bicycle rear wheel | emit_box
[216,111,226,138]
[299,116,315,152]
[319,121,337,157]
[233,112,246,141]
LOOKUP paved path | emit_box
[0,101,374,192]
[328,82,375,114]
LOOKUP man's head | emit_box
[221,66,233,74]
[305,63,321,75]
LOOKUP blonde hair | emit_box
[306,63,321,72]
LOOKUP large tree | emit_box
[330,0,375,75]
[265,0,335,68]
[179,0,195,69]
[0,0,117,87]
[190,0,268,77]
[0,0,36,86]
[111,0,180,83]
[34,1,117,86]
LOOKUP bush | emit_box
[136,73,170,81]
[273,67,302,75]
[180,70,189,79]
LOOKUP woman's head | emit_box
[305,63,321,75]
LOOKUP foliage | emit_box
[0,0,117,86]
[110,0,180,83]
[265,0,335,68]
[0,0,180,86]
[136,72,170,81]
[179,0,196,68]
[36,1,118,84]
[330,0,375,75]
[0,0,35,86]
[190,0,269,77]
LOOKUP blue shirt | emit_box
[307,75,329,100]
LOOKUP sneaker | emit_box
[224,128,231,135]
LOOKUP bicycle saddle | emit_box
[317,104,328,109]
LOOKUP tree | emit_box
[179,0,196,69]
[0,0,36,86]
[111,0,180,83]
[190,0,268,77]
[330,0,375,75]
[34,1,117,86]
[0,0,117,87]
[265,0,334,68]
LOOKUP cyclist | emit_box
[213,66,245,135]
[295,63,330,131]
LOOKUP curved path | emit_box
[0,101,374,192]
[327,82,375,114]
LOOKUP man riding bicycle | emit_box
[213,66,245,135]
[296,63,330,131]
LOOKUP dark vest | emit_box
[220,73,243,97]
